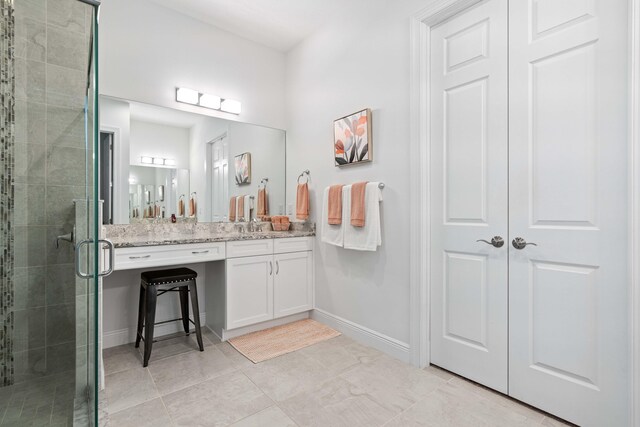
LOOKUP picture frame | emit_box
[234,152,251,185]
[334,108,372,166]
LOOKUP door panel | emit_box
[211,137,229,222]
[226,255,274,329]
[430,0,509,393]
[508,0,628,425]
[273,251,313,318]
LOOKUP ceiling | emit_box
[146,0,346,52]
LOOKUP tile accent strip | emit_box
[0,0,16,386]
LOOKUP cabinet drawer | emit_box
[114,242,225,270]
[226,239,274,258]
[273,237,313,254]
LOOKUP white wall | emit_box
[99,0,287,130]
[285,0,427,346]
[130,120,191,169]
[100,97,130,224]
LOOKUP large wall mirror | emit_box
[100,96,286,224]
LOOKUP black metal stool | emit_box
[135,267,204,367]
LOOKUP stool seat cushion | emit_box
[141,267,198,285]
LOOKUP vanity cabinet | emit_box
[224,237,313,331]
[273,251,313,318]
[226,254,274,329]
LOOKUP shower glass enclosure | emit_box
[1,0,101,425]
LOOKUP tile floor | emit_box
[0,371,76,426]
[100,329,573,427]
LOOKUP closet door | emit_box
[429,0,509,393]
[508,1,629,425]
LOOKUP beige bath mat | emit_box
[228,319,341,363]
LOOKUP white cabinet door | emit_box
[226,254,274,329]
[273,251,313,318]
[429,0,509,393]
[508,1,628,425]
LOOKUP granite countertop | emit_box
[104,222,316,249]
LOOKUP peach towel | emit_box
[350,181,368,227]
[189,197,196,217]
[229,196,236,221]
[178,198,185,217]
[257,188,268,217]
[296,183,309,220]
[327,184,344,225]
[237,195,245,221]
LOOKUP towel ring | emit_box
[297,170,310,184]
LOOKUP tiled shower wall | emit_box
[1,0,16,387]
[13,0,90,383]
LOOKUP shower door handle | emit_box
[99,239,115,277]
[75,239,93,279]
[74,239,115,279]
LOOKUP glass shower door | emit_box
[74,2,104,425]
[2,0,102,425]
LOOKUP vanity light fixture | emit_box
[176,87,199,105]
[175,87,241,115]
[220,98,242,114]
[199,93,221,110]
[141,156,176,167]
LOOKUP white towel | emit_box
[343,182,382,251]
[321,186,345,247]
[244,195,252,221]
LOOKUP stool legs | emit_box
[143,285,157,367]
[178,286,190,334]
[188,280,204,352]
[135,283,145,348]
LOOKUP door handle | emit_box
[512,237,538,250]
[128,255,151,260]
[476,236,504,248]
[269,261,273,275]
[75,239,115,279]
[99,239,114,277]
[75,239,92,279]
[192,250,210,254]
[276,260,279,274]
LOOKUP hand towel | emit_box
[237,195,245,221]
[296,183,309,220]
[321,186,346,247]
[344,182,382,251]
[189,197,196,217]
[328,184,344,225]
[257,188,268,217]
[350,181,368,227]
[244,195,252,222]
[178,198,185,217]
[229,196,237,221]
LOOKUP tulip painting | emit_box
[334,108,372,166]
[234,152,251,185]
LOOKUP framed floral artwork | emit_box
[234,152,251,185]
[334,108,372,166]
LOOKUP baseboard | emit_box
[103,313,207,349]
[219,312,310,341]
[311,309,411,363]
